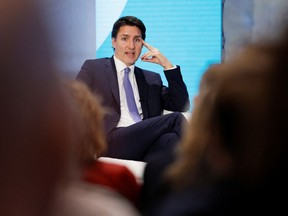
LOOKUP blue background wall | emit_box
[96,0,223,111]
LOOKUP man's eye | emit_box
[135,38,141,42]
[122,38,127,41]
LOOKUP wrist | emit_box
[163,64,176,70]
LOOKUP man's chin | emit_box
[125,58,138,65]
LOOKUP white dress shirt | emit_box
[114,56,143,127]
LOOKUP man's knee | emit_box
[152,133,179,153]
[164,112,187,136]
[144,133,179,162]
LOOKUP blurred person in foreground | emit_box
[0,0,75,215]
[144,31,288,215]
[140,63,222,213]
[65,80,141,208]
[0,1,140,216]
[76,16,189,162]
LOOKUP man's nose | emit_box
[128,39,135,49]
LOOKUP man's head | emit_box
[111,16,146,66]
[112,16,146,41]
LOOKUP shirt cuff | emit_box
[164,65,177,71]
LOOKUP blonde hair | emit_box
[66,80,107,167]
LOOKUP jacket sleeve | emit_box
[161,65,190,112]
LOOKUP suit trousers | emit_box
[105,112,187,162]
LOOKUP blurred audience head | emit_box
[65,80,107,168]
[166,29,288,190]
[0,0,76,215]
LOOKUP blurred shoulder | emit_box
[51,181,140,216]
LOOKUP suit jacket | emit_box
[76,57,190,135]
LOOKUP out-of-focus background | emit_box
[39,0,288,111]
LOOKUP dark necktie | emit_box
[123,67,141,122]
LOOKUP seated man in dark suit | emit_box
[76,15,190,162]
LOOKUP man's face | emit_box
[112,25,143,66]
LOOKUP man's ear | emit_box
[112,38,116,49]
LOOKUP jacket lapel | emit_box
[104,57,120,105]
[135,67,148,118]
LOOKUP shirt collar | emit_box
[113,55,135,73]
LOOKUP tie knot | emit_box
[124,67,130,74]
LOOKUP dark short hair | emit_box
[111,16,146,40]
